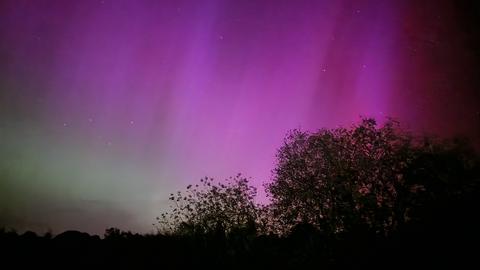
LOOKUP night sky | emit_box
[1,0,479,234]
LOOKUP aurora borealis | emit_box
[1,0,479,234]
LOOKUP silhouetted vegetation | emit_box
[156,174,258,236]
[1,118,479,268]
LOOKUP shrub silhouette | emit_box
[156,174,259,236]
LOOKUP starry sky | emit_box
[1,0,479,234]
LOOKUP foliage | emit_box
[267,118,479,235]
[1,119,480,268]
[156,174,258,235]
[158,118,480,239]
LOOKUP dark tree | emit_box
[267,118,480,236]
[157,174,259,236]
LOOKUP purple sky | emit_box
[1,0,479,234]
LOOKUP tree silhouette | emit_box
[157,174,258,236]
[1,118,479,268]
[157,118,480,240]
[267,118,480,236]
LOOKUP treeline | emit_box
[158,119,480,237]
[1,118,479,268]
[1,224,477,268]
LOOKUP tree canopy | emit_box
[157,174,258,236]
[267,118,479,235]
[160,118,480,238]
